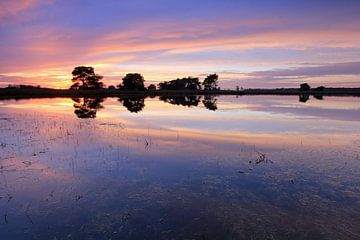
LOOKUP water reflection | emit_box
[314,93,324,100]
[70,94,336,119]
[159,95,201,107]
[118,96,145,113]
[299,93,310,103]
[71,95,220,118]
[202,95,218,111]
[0,96,359,239]
[72,97,105,118]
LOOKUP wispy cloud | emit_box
[0,0,38,17]
[1,1,360,88]
[247,61,360,80]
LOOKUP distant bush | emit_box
[300,83,310,91]
[158,77,201,90]
[314,86,325,91]
[7,85,41,89]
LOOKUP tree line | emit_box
[70,66,219,91]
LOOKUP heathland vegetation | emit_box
[1,66,360,99]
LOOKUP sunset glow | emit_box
[1,0,360,89]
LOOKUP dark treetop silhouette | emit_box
[300,83,311,92]
[158,77,201,90]
[70,66,104,90]
[118,73,146,91]
[2,65,359,100]
[202,74,219,91]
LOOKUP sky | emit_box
[0,0,360,89]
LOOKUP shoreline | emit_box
[1,87,360,100]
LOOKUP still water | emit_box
[0,95,359,240]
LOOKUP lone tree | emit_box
[120,73,145,91]
[300,83,311,91]
[70,66,104,90]
[202,74,219,91]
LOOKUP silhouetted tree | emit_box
[70,66,104,90]
[148,84,157,91]
[108,85,116,90]
[202,74,219,91]
[160,95,201,107]
[202,95,218,111]
[120,73,145,91]
[72,97,105,118]
[158,77,201,90]
[118,97,145,113]
[300,83,310,91]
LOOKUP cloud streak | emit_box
[248,62,360,79]
[1,1,360,88]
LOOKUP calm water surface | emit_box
[0,95,359,240]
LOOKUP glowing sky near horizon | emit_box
[1,0,360,89]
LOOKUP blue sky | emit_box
[1,0,360,88]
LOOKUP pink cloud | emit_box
[0,0,43,20]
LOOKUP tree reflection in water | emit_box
[72,97,105,118]
[72,95,219,117]
[202,95,218,111]
[159,95,201,107]
[160,95,218,111]
[299,94,310,103]
[118,96,145,113]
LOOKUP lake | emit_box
[0,95,359,240]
